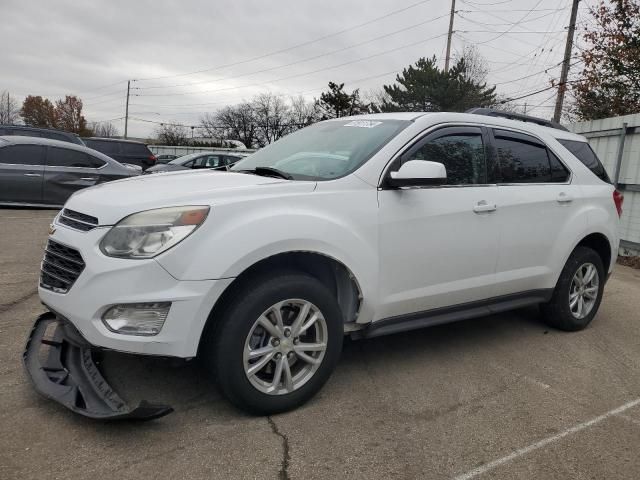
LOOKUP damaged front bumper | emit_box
[23,313,174,421]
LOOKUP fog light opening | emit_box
[102,302,171,336]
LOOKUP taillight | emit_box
[149,155,157,164]
[613,190,624,217]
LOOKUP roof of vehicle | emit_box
[0,135,127,166]
[83,137,147,145]
[0,124,81,138]
[333,112,586,142]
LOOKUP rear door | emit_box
[0,144,45,204]
[43,146,105,205]
[489,129,581,295]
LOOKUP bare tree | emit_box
[252,93,290,146]
[289,95,319,127]
[155,124,190,145]
[55,95,90,135]
[201,102,258,149]
[455,44,489,84]
[90,121,119,138]
[0,91,20,124]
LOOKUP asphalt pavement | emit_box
[1,208,639,479]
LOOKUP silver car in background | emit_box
[0,136,139,207]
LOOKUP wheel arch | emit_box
[197,251,363,356]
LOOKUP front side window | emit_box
[230,119,409,180]
[494,131,555,183]
[0,145,45,165]
[47,147,103,168]
[404,131,487,185]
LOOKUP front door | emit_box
[0,144,45,204]
[377,126,499,320]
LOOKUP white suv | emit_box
[25,111,622,420]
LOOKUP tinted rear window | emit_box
[122,143,151,155]
[558,139,610,183]
[494,131,552,183]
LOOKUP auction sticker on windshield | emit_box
[343,120,382,128]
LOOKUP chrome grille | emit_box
[40,240,85,293]
[59,209,99,232]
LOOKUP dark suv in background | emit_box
[0,125,84,145]
[83,138,157,170]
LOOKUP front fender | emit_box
[155,189,379,320]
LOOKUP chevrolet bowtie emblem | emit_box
[48,224,56,235]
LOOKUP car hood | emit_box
[64,170,315,225]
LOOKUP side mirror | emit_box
[386,160,447,188]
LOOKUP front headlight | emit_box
[99,206,209,258]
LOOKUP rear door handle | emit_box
[557,192,573,204]
[473,200,497,214]
[24,173,41,177]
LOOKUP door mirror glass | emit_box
[388,160,447,187]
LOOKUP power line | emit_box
[135,32,448,98]
[135,13,450,91]
[134,0,435,82]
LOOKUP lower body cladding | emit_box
[23,232,233,420]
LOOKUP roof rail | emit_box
[465,107,569,132]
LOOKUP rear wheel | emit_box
[541,246,605,331]
[206,272,343,414]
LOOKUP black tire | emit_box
[541,246,605,331]
[205,271,343,415]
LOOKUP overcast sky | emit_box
[2,0,593,138]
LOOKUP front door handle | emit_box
[81,177,97,181]
[473,200,497,214]
[24,172,41,177]
[557,192,573,204]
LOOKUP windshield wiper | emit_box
[238,167,293,180]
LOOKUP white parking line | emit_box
[453,398,640,480]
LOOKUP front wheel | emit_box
[541,246,606,331]
[207,272,343,414]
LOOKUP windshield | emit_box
[230,119,410,180]
[168,152,203,165]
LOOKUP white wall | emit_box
[569,113,640,252]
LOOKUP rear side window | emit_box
[549,151,570,182]
[88,140,119,155]
[558,139,610,183]
[123,143,150,156]
[493,130,569,183]
[47,147,105,168]
[44,132,72,143]
[0,145,46,165]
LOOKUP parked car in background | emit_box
[0,125,84,145]
[0,136,139,207]
[144,151,249,174]
[156,154,179,163]
[83,137,157,170]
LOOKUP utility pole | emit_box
[553,0,579,123]
[124,80,130,139]
[524,102,528,115]
[444,0,456,72]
